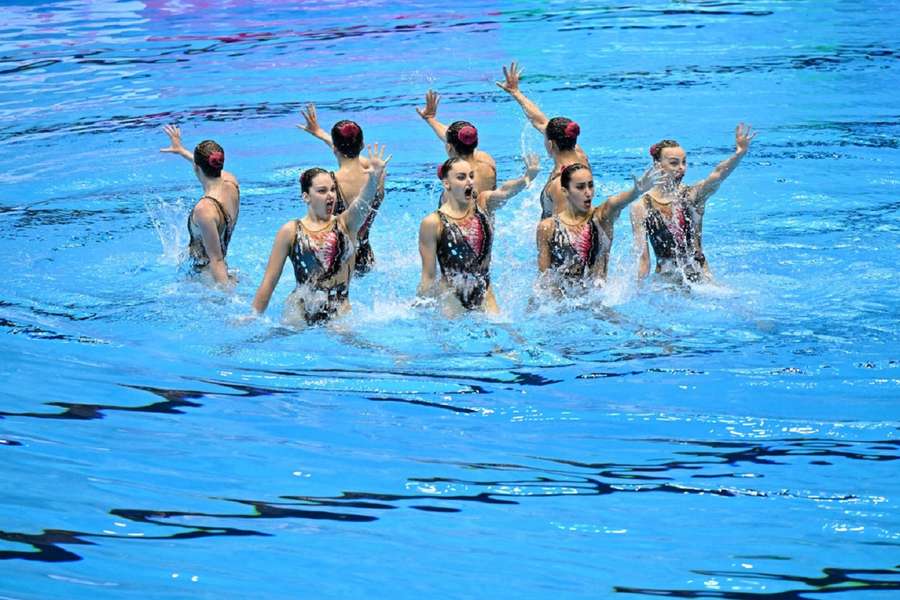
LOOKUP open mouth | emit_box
[464,186,474,198]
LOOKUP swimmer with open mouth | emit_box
[417,153,540,315]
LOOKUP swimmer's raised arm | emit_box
[341,144,390,234]
[630,202,652,280]
[297,103,335,150]
[251,221,294,314]
[692,123,756,205]
[160,125,194,163]
[417,214,441,297]
[496,62,549,133]
[480,153,540,214]
[415,90,450,145]
[602,165,663,220]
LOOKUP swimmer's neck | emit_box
[560,204,591,224]
[301,212,335,230]
[335,153,364,169]
[448,148,477,161]
[650,181,687,200]
[439,193,474,218]
[200,176,228,196]
[553,149,581,168]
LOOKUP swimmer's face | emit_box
[656,146,687,183]
[563,168,595,213]
[443,160,476,201]
[303,172,338,217]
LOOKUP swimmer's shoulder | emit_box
[630,195,650,219]
[475,150,496,169]
[536,216,555,237]
[419,211,442,240]
[221,170,239,188]
[575,146,590,167]
[275,219,298,240]
[420,210,442,227]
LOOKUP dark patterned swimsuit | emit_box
[187,191,235,270]
[642,194,706,282]
[435,205,493,310]
[287,218,354,324]
[539,171,561,220]
[334,178,382,275]
[546,214,605,282]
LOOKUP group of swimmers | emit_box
[161,62,756,325]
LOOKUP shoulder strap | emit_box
[196,195,227,223]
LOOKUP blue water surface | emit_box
[1,1,899,598]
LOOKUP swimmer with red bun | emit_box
[536,162,661,296]
[160,124,240,287]
[416,90,497,199]
[251,144,391,325]
[631,123,757,283]
[417,153,540,315]
[497,61,591,219]
[297,103,383,274]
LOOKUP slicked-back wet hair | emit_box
[438,156,466,180]
[546,117,579,152]
[300,167,334,194]
[194,140,224,178]
[446,121,478,155]
[649,139,681,161]
[331,120,364,158]
[560,163,592,189]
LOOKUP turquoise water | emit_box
[1,1,899,598]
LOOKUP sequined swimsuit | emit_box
[642,194,706,282]
[546,214,605,281]
[435,205,493,310]
[287,218,355,324]
[187,184,238,270]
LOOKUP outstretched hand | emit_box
[496,61,522,94]
[735,122,757,154]
[160,124,185,154]
[632,164,664,194]
[297,103,326,136]
[363,143,392,175]
[523,153,540,179]
[415,90,439,120]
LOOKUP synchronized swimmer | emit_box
[160,61,756,324]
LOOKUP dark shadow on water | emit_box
[614,565,900,597]
[4,438,894,562]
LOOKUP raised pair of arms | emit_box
[417,154,539,297]
[631,124,757,278]
[535,165,661,274]
[251,145,390,314]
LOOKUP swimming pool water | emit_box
[1,1,898,598]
